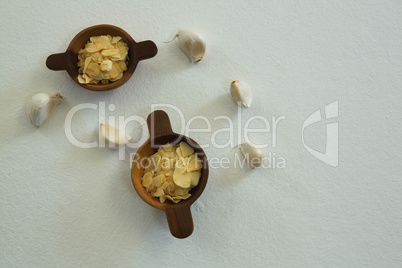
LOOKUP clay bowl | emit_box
[131,110,209,238]
[46,24,157,91]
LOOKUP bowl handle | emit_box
[165,205,194,238]
[146,110,174,139]
[46,52,70,71]
[135,40,158,61]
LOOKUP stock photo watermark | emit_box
[302,101,339,167]
[63,101,339,168]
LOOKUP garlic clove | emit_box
[99,122,131,149]
[230,80,252,108]
[174,29,206,62]
[240,143,264,169]
[28,93,65,127]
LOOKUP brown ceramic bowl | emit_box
[131,110,209,239]
[46,24,157,91]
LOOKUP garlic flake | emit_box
[230,80,252,108]
[99,122,131,149]
[28,93,65,127]
[240,143,264,169]
[171,29,206,62]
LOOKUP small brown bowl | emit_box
[131,110,209,239]
[46,24,157,91]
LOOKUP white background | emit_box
[1,0,401,267]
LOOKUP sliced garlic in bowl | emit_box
[131,110,209,239]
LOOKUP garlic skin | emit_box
[99,122,131,149]
[230,80,252,108]
[174,29,206,62]
[28,93,65,127]
[240,143,264,169]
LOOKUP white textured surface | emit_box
[1,1,401,267]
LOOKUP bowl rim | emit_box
[131,134,209,211]
[68,24,136,91]
[46,24,157,91]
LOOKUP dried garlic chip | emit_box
[166,181,176,193]
[142,173,153,189]
[82,74,92,83]
[181,193,191,200]
[176,157,188,173]
[86,44,103,53]
[189,171,201,187]
[153,174,165,187]
[108,62,121,79]
[83,57,92,73]
[91,52,100,62]
[161,158,174,170]
[86,62,103,80]
[149,154,162,172]
[110,72,123,82]
[162,144,175,152]
[100,60,113,71]
[176,147,183,157]
[159,195,166,203]
[172,196,182,202]
[173,167,191,188]
[112,36,121,44]
[154,187,164,197]
[161,181,170,191]
[102,48,120,56]
[77,75,86,84]
[102,36,113,47]
[187,155,202,172]
[180,142,194,157]
[118,61,127,71]
[165,195,177,203]
[174,188,186,196]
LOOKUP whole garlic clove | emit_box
[28,93,65,127]
[240,143,264,169]
[230,80,252,108]
[173,29,206,62]
[99,122,131,149]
